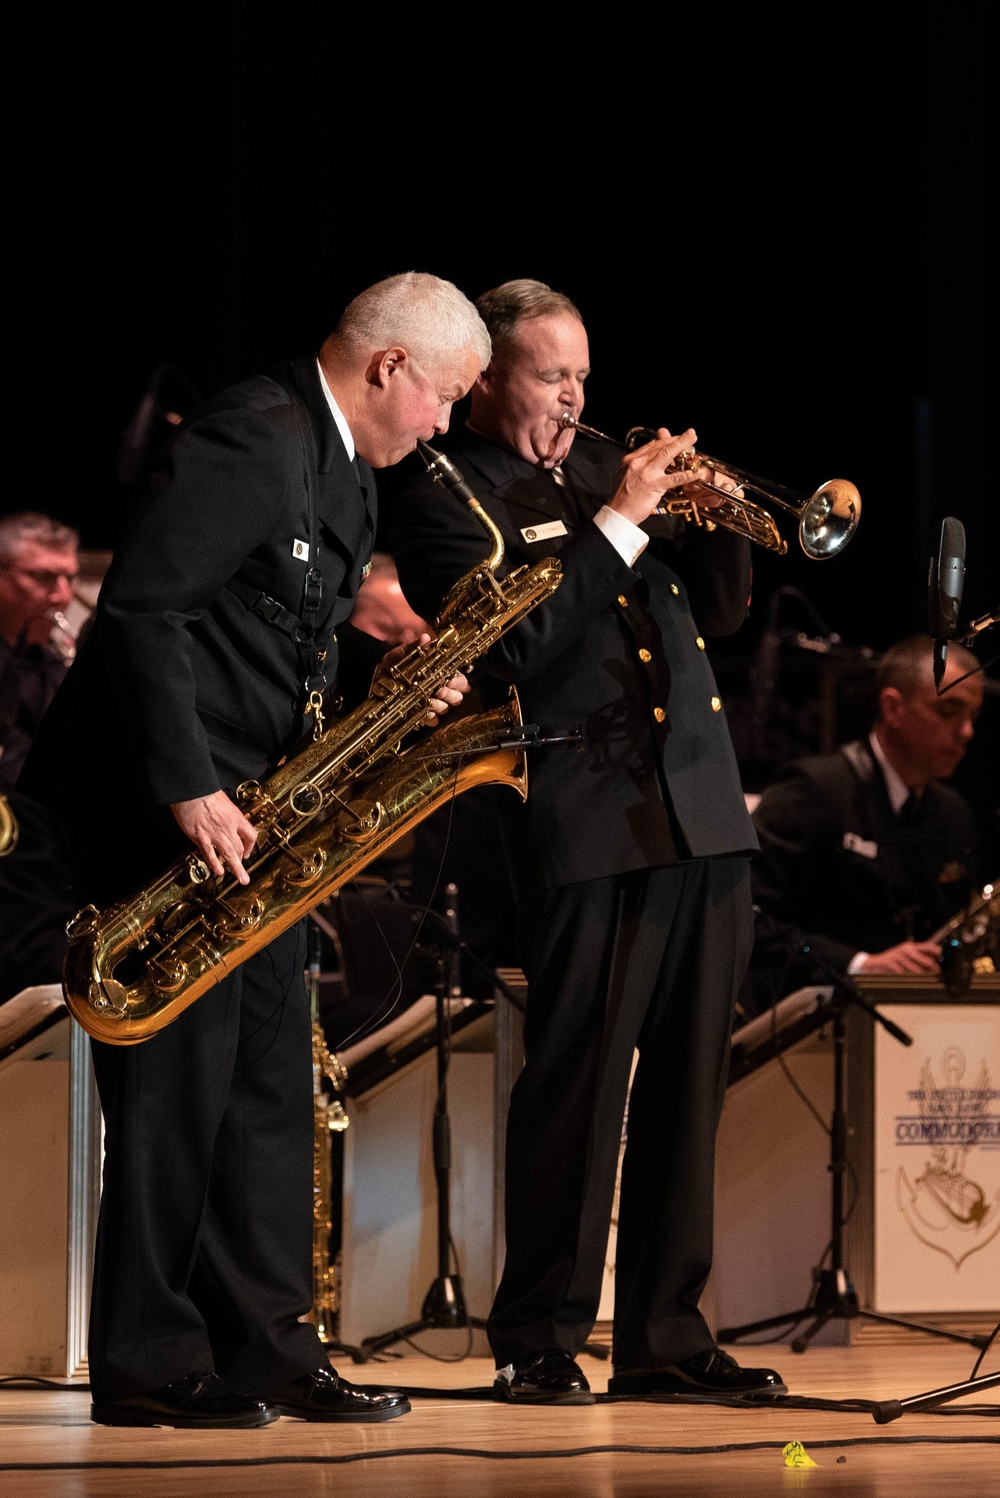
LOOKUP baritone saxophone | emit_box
[63,443,561,1045]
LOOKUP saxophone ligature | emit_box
[63,444,562,1044]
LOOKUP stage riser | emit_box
[338,1012,501,1355]
[0,1007,100,1379]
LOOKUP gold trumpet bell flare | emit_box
[799,479,862,560]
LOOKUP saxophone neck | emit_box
[466,495,504,572]
[417,440,504,572]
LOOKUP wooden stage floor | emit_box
[1,1341,996,1497]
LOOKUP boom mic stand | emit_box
[355,882,489,1360]
[719,941,989,1354]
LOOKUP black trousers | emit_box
[87,921,326,1402]
[488,856,753,1370]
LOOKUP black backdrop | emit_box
[16,2,998,857]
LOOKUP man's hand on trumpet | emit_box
[607,428,741,527]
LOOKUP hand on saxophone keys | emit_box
[373,632,472,725]
[170,789,258,885]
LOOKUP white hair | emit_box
[0,511,79,564]
[337,272,491,371]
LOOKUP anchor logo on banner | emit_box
[896,1046,1000,1269]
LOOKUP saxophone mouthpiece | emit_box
[418,441,470,499]
[419,441,481,509]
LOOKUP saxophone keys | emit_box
[279,849,328,888]
[66,905,100,942]
[208,898,266,940]
[148,956,189,994]
[91,977,129,1016]
[290,782,324,817]
[341,803,383,843]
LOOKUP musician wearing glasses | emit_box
[391,279,786,1406]
[748,634,984,1011]
[0,512,81,1003]
[0,511,79,795]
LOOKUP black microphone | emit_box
[927,516,966,691]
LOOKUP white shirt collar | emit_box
[869,730,911,814]
[317,358,355,462]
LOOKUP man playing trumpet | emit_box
[391,278,786,1404]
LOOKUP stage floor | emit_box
[1,1341,996,1496]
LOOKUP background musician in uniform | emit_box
[748,634,984,1011]
[0,512,80,1004]
[391,278,786,1406]
[19,272,489,1429]
[0,512,79,795]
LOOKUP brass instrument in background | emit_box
[63,444,563,1045]
[0,794,18,857]
[558,414,861,559]
[308,935,349,1346]
[932,880,999,996]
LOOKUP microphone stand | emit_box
[869,1360,1000,1422]
[345,726,580,1361]
[355,882,489,1360]
[719,939,989,1353]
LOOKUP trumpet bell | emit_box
[799,479,862,560]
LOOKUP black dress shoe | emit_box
[608,1348,787,1402]
[91,1371,278,1428]
[264,1366,410,1422]
[494,1350,595,1405]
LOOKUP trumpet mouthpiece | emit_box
[557,413,578,430]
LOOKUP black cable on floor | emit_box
[0,1377,89,1391]
[390,1387,999,1415]
[2,1434,997,1474]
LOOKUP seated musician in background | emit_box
[0,512,80,1003]
[0,511,79,795]
[748,634,984,1011]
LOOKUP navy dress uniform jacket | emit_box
[391,427,758,891]
[749,736,979,1003]
[22,354,382,900]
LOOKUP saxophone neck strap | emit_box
[288,385,329,737]
[226,380,330,737]
[224,579,315,645]
[288,384,323,632]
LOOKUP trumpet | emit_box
[557,414,861,560]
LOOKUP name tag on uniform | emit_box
[843,831,878,859]
[291,538,309,561]
[521,520,567,543]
